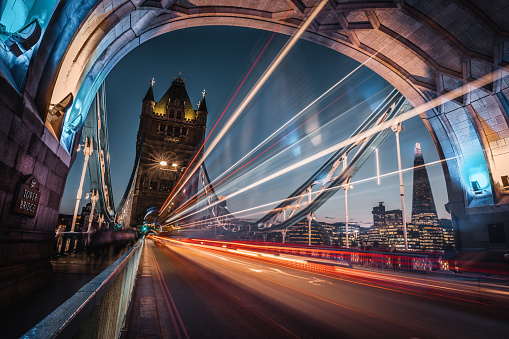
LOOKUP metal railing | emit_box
[23,239,144,338]
[55,232,88,255]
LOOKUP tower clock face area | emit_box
[131,74,208,225]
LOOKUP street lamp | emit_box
[71,137,93,232]
[160,161,167,166]
[392,123,408,250]
[87,190,99,234]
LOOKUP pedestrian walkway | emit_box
[121,239,181,339]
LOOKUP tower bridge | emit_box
[1,0,509,335]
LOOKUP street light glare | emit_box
[160,161,168,166]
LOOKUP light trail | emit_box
[152,237,508,315]
[160,0,329,213]
[170,155,459,228]
[171,52,390,218]
[158,8,292,214]
[166,66,507,223]
[170,74,382,217]
[205,58,382,190]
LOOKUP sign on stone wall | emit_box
[12,175,40,217]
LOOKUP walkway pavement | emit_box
[120,239,175,339]
[0,245,131,339]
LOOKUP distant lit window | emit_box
[159,179,172,192]
[149,181,158,190]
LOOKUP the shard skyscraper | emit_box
[411,143,443,251]
[411,142,439,226]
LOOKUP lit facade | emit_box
[130,74,208,226]
[287,219,331,246]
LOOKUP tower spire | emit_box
[143,78,155,102]
[198,89,208,112]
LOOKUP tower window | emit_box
[169,110,175,119]
[501,175,509,188]
[176,111,183,120]
[160,179,172,192]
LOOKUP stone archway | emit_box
[1,0,509,307]
[34,0,509,248]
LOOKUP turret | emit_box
[142,78,155,115]
[196,89,208,126]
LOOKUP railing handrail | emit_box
[23,239,144,339]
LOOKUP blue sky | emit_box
[60,26,450,225]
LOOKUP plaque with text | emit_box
[13,175,40,217]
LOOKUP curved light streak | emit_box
[160,0,329,213]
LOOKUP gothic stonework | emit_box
[129,75,207,226]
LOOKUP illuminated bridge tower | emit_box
[130,74,208,226]
[411,142,442,252]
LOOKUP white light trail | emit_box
[171,155,459,227]
[160,0,329,213]
[206,57,382,189]
[375,148,380,185]
[174,86,392,217]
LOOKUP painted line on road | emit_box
[149,244,190,339]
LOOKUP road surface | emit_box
[136,238,508,338]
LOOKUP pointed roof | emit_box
[198,92,208,112]
[153,73,196,120]
[143,78,155,102]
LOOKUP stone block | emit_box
[15,152,36,174]
[0,109,13,136]
[21,103,45,137]
[33,161,49,187]
[0,133,19,168]
[0,162,19,193]
[9,116,31,151]
[45,171,60,192]
[38,184,49,206]
[54,158,70,179]
[43,150,58,172]
[48,189,62,211]
[28,135,48,163]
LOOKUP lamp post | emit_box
[87,190,99,233]
[343,156,349,248]
[392,123,408,250]
[307,212,314,246]
[71,137,93,232]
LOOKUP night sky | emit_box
[60,26,449,225]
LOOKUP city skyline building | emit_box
[411,142,440,226]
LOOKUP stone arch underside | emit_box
[27,0,509,248]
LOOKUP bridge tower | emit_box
[129,75,207,226]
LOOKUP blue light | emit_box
[469,171,489,189]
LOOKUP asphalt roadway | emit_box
[136,238,509,339]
